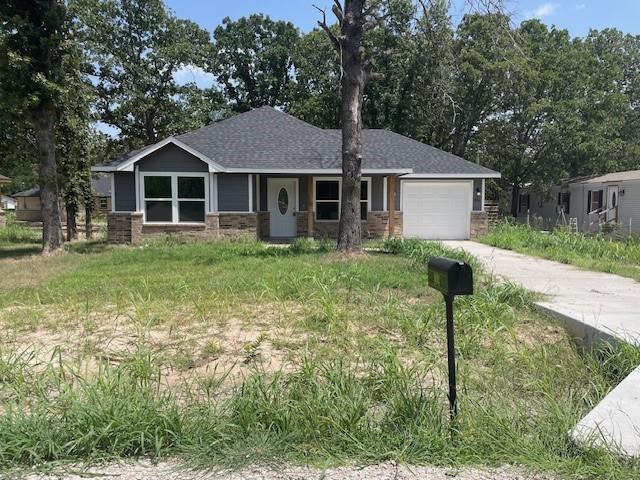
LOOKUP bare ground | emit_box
[20,459,555,480]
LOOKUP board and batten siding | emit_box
[138,144,208,172]
[113,172,136,212]
[217,174,250,212]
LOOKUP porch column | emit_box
[387,175,397,236]
[307,176,314,238]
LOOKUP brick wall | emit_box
[107,212,133,244]
[296,211,402,240]
[108,212,219,244]
[296,211,310,237]
[390,212,403,237]
[257,212,270,240]
[218,213,258,239]
[107,209,404,244]
[470,211,488,238]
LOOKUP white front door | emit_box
[607,185,619,222]
[268,178,297,238]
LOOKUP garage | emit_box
[401,180,472,240]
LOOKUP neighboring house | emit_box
[92,107,500,244]
[0,174,10,184]
[517,169,640,234]
[13,175,112,222]
[1,195,16,210]
[91,174,112,213]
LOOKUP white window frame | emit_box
[140,172,209,224]
[313,176,371,222]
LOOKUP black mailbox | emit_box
[427,256,474,422]
[427,257,473,296]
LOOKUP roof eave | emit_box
[400,172,501,179]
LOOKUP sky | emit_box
[165,0,640,90]
[166,0,640,37]
[97,0,640,136]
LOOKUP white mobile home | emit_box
[517,170,640,235]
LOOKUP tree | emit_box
[478,20,572,216]
[212,14,300,112]
[72,0,211,147]
[0,0,69,253]
[450,12,511,157]
[317,0,387,253]
[288,28,341,128]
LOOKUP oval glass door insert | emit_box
[278,188,289,215]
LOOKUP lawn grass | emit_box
[479,222,640,282]
[0,214,41,260]
[0,237,638,478]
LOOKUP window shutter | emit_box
[587,191,591,213]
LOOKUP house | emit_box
[92,107,500,244]
[13,175,112,222]
[0,174,10,184]
[1,195,16,210]
[517,169,640,234]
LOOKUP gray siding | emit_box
[371,176,384,211]
[114,172,136,212]
[138,144,208,172]
[218,174,249,211]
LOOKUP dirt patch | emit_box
[20,459,558,480]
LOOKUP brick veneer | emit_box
[108,209,409,244]
[218,213,259,239]
[295,210,403,240]
[470,211,488,238]
[108,212,223,244]
[107,212,134,244]
[257,211,270,240]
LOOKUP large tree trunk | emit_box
[510,182,521,218]
[34,106,64,253]
[85,205,93,239]
[337,0,367,253]
[66,202,77,241]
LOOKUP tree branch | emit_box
[313,4,341,53]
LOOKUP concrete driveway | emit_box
[444,241,640,346]
[444,241,640,457]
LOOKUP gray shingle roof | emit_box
[94,107,499,176]
[14,176,111,198]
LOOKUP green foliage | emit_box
[0,214,40,246]
[0,239,638,476]
[71,0,214,146]
[212,14,299,112]
[480,222,640,281]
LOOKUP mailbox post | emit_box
[427,257,473,419]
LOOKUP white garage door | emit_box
[402,181,471,240]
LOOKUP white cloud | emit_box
[172,65,215,89]
[575,3,586,10]
[526,2,560,19]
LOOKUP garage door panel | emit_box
[402,182,471,240]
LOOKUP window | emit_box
[558,192,570,215]
[142,174,207,223]
[98,197,108,210]
[315,178,370,221]
[587,190,603,213]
